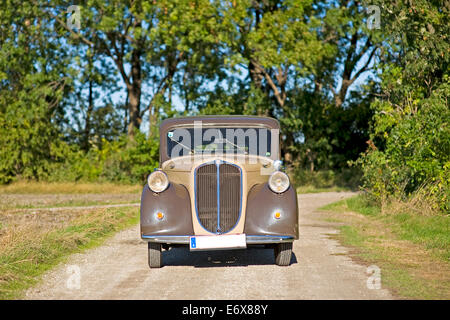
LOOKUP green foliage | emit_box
[287,86,375,171]
[291,167,362,191]
[356,0,450,213]
[0,79,67,183]
[358,87,450,212]
[0,1,70,183]
[0,0,448,218]
[100,132,159,184]
[47,132,159,184]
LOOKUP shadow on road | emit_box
[161,246,297,268]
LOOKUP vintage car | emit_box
[140,115,299,268]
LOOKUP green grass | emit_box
[296,185,353,194]
[320,195,450,299]
[323,195,449,261]
[321,195,381,216]
[339,225,367,246]
[291,168,362,193]
[2,199,140,210]
[389,213,450,261]
[337,224,447,299]
[0,206,139,299]
[0,181,143,194]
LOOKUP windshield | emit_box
[166,127,273,158]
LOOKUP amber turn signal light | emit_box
[274,212,281,219]
[156,212,164,220]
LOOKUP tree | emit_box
[45,0,221,139]
[209,0,380,167]
[64,44,122,150]
[0,1,71,182]
[213,0,329,162]
[357,0,450,212]
[313,0,382,108]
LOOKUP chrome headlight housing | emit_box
[147,170,169,193]
[268,171,290,193]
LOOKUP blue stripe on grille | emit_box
[216,160,221,233]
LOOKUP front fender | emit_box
[244,183,299,239]
[140,182,194,237]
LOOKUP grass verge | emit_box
[0,206,139,299]
[1,199,140,210]
[291,168,361,194]
[0,181,142,194]
[320,195,450,299]
[0,194,140,210]
[296,185,353,194]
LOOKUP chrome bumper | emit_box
[141,235,294,244]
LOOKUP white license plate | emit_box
[189,234,247,251]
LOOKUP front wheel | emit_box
[148,242,162,268]
[274,242,292,266]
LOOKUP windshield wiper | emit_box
[168,136,195,154]
[215,138,248,154]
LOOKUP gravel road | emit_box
[25,192,393,300]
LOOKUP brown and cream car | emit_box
[140,115,299,268]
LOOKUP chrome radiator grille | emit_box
[196,164,218,233]
[195,162,241,234]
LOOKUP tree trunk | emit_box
[248,61,268,116]
[126,48,142,138]
[127,86,141,137]
[148,54,179,138]
[123,92,128,134]
[283,132,294,165]
[83,79,94,151]
[306,148,315,172]
[149,103,159,138]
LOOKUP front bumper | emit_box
[141,234,294,245]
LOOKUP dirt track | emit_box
[25,192,392,300]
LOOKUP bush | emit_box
[290,167,362,191]
[99,132,159,184]
[20,131,160,185]
[357,82,450,213]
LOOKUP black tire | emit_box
[274,242,293,266]
[148,242,162,268]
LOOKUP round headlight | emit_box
[147,170,169,193]
[268,171,290,193]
